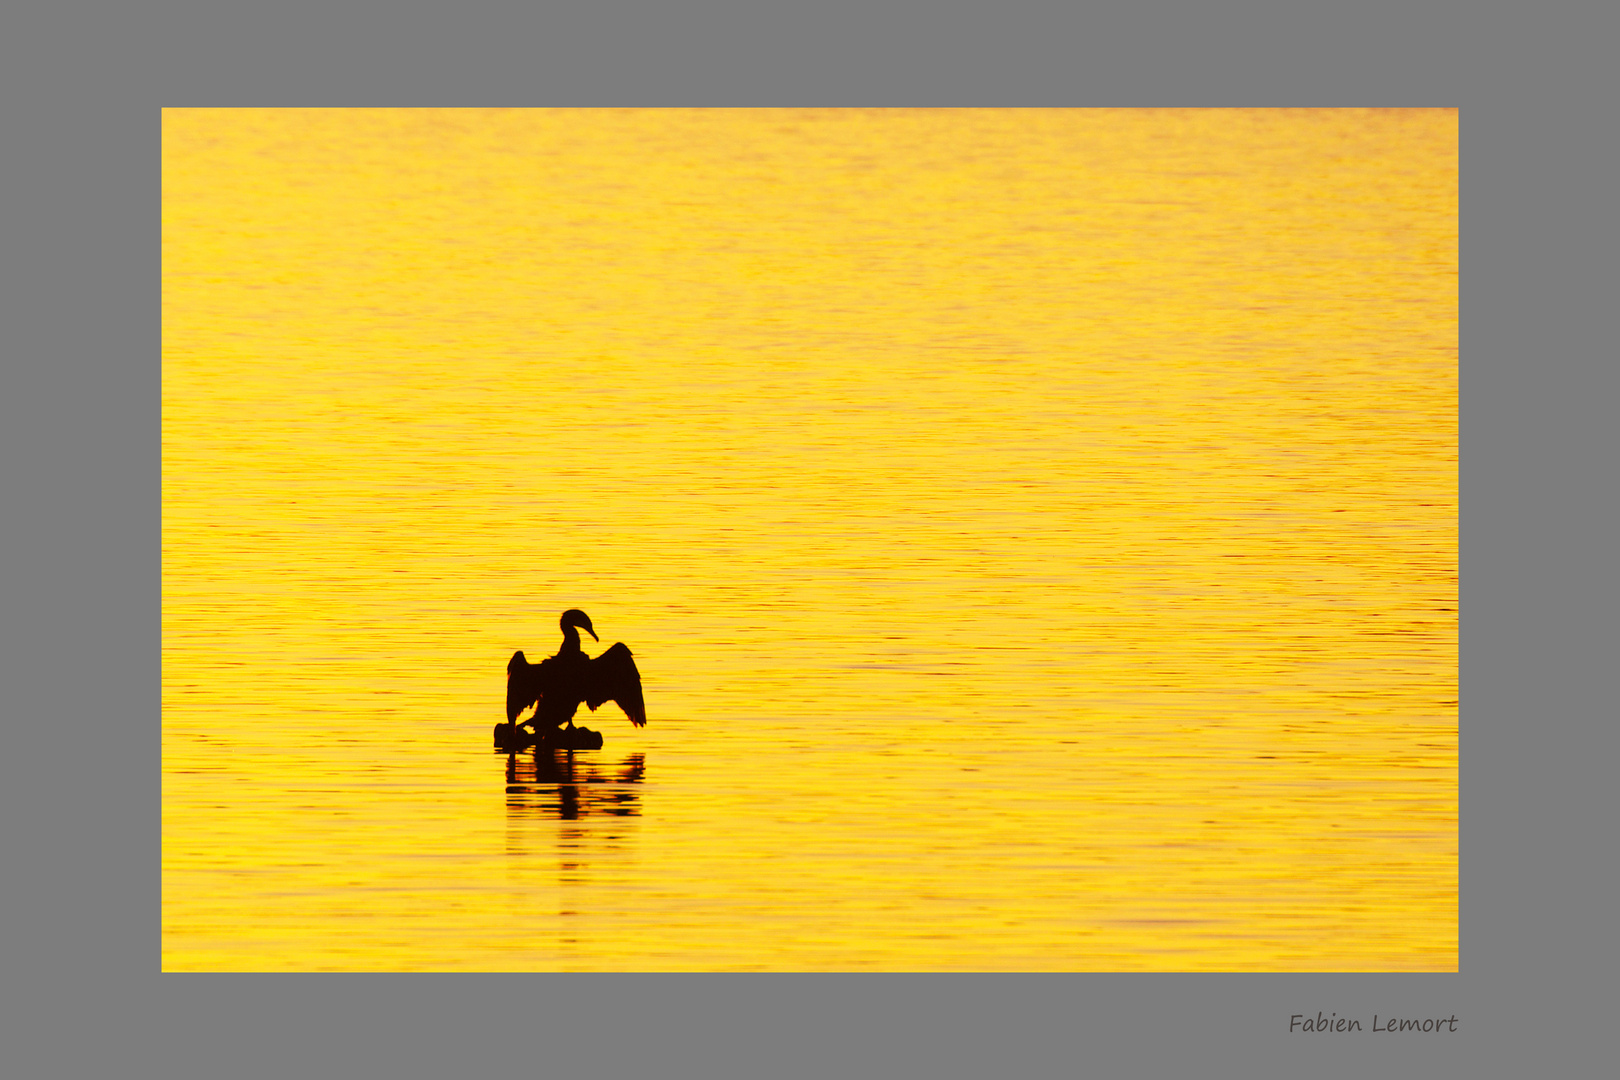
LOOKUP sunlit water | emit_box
[163,109,1457,970]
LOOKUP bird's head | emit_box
[561,608,598,641]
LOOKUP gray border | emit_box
[10,0,1604,1075]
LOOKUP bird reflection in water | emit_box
[505,749,646,822]
[503,750,647,950]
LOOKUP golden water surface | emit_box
[163,109,1457,970]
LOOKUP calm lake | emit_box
[163,109,1457,970]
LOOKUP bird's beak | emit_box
[585,625,598,641]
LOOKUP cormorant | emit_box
[503,609,646,744]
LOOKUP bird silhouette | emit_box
[502,610,646,747]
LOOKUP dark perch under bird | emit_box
[496,609,646,750]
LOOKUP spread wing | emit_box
[506,650,544,723]
[584,642,646,726]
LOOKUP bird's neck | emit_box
[560,625,585,654]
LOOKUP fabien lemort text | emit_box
[1290,1012,1458,1033]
